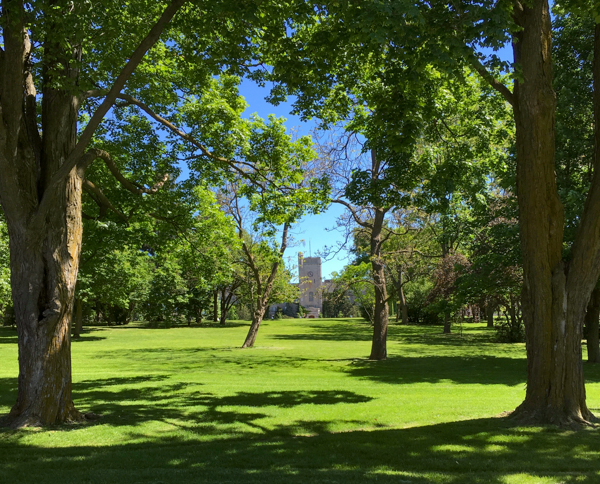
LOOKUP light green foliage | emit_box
[77,186,240,325]
[329,263,376,322]
[2,320,600,482]
[181,75,329,230]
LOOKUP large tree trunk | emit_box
[369,207,389,360]
[585,287,600,364]
[510,0,594,425]
[6,170,84,428]
[0,1,184,427]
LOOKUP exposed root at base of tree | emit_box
[0,407,101,429]
[504,405,598,430]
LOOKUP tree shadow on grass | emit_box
[0,327,17,344]
[344,355,527,386]
[1,415,599,483]
[2,372,600,483]
[0,378,16,410]
[68,376,373,432]
[272,321,501,347]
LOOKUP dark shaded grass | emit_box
[1,416,599,483]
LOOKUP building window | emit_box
[309,292,314,302]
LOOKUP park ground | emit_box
[1,318,600,483]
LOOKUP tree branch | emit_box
[32,0,187,227]
[469,54,514,106]
[104,92,271,188]
[82,179,129,222]
[88,148,169,195]
[332,198,372,229]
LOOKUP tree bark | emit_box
[219,286,235,326]
[5,169,84,427]
[242,304,268,349]
[585,287,600,364]
[213,290,219,323]
[443,310,451,334]
[73,297,83,339]
[510,0,593,425]
[369,206,389,360]
[487,303,494,328]
[398,272,408,325]
[0,1,186,427]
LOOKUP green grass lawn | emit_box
[1,318,600,483]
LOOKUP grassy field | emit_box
[1,318,600,483]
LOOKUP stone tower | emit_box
[298,252,323,315]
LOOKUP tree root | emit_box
[507,404,598,430]
[0,405,91,429]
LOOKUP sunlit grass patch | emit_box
[1,319,600,483]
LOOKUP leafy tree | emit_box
[0,0,191,426]
[222,163,322,347]
[0,0,314,426]
[258,0,600,426]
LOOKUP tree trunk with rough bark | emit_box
[443,311,451,334]
[369,207,389,360]
[509,1,599,425]
[585,287,600,364]
[0,1,186,427]
[487,303,494,328]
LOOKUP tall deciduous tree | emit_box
[0,0,188,427]
[261,0,600,426]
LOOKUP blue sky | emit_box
[238,78,351,280]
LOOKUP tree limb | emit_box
[87,148,169,195]
[82,179,129,222]
[469,54,514,106]
[32,0,187,228]
[332,198,372,229]
[104,92,271,188]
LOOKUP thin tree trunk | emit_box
[241,223,290,348]
[73,297,83,339]
[369,206,389,360]
[487,303,494,328]
[242,303,268,348]
[212,290,218,322]
[443,310,451,334]
[398,272,408,325]
[586,287,600,364]
[219,288,230,326]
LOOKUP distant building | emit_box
[298,253,323,317]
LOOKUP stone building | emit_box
[298,253,323,317]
